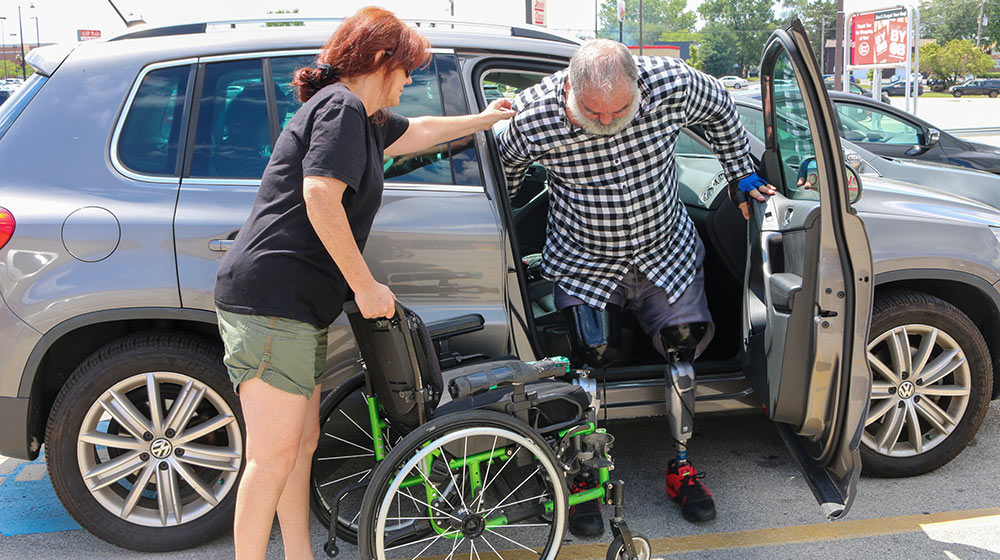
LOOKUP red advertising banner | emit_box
[77,29,102,41]
[850,8,908,67]
[532,0,546,27]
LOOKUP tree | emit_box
[920,0,999,48]
[920,39,995,87]
[781,0,836,62]
[266,8,304,27]
[597,0,697,45]
[696,28,742,76]
[697,0,778,77]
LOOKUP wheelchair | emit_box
[312,301,651,560]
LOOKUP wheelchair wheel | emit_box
[309,374,405,544]
[358,410,568,559]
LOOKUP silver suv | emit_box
[0,18,997,552]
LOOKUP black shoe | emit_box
[568,476,604,537]
[665,458,716,522]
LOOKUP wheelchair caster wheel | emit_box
[606,531,651,560]
[323,541,340,558]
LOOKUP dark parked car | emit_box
[0,88,10,105]
[881,79,923,96]
[3,16,1000,553]
[827,90,1000,174]
[950,78,1000,98]
[826,78,891,104]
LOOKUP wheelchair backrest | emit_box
[344,301,443,432]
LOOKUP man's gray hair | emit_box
[568,39,638,95]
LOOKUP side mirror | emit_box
[845,164,862,204]
[927,128,940,147]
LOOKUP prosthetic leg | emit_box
[661,322,717,522]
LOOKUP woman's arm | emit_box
[385,99,515,157]
[303,175,396,318]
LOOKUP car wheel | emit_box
[989,90,998,98]
[45,333,244,551]
[953,90,963,97]
[733,83,742,89]
[861,291,992,477]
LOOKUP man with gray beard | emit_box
[498,39,775,534]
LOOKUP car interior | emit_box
[476,68,777,384]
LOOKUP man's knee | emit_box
[658,321,714,362]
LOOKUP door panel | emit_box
[747,19,874,519]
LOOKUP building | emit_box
[626,44,681,58]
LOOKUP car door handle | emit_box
[209,239,233,252]
[760,231,782,311]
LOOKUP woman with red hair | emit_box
[213,7,514,558]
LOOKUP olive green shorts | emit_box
[217,309,328,399]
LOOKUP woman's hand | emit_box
[355,281,397,319]
[479,99,516,128]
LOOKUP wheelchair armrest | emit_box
[426,314,485,341]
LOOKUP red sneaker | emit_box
[568,475,604,537]
[665,458,716,522]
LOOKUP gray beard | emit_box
[566,88,640,136]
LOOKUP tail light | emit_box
[0,207,14,251]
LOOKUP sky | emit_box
[0,0,605,46]
[0,0,919,49]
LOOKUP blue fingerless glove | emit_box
[736,172,768,193]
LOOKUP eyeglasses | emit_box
[385,49,412,78]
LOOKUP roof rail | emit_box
[108,16,579,45]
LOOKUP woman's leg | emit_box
[234,377,312,560]
[275,388,322,560]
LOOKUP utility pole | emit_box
[975,0,987,47]
[834,0,844,90]
[31,16,38,48]
[0,17,6,82]
[639,0,643,55]
[17,5,25,80]
[525,0,532,25]
[820,16,825,73]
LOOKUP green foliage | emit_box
[696,0,778,77]
[597,0,697,44]
[780,0,835,60]
[920,0,999,48]
[920,39,996,87]
[266,8,304,27]
[1,59,33,80]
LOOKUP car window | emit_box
[770,51,818,201]
[118,65,191,176]
[482,70,549,136]
[833,102,920,146]
[735,104,765,142]
[190,59,271,178]
[270,55,314,130]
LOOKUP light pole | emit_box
[0,17,7,82]
[30,14,38,49]
[17,5,26,79]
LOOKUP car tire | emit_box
[953,90,963,97]
[861,291,992,478]
[45,332,244,552]
[733,83,742,89]
[989,90,998,98]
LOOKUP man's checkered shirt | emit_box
[498,56,756,309]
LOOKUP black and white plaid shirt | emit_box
[498,56,756,309]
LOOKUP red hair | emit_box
[294,7,430,120]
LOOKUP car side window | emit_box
[735,104,765,142]
[381,57,457,185]
[118,65,191,176]
[190,59,271,178]
[270,55,314,131]
[770,53,819,201]
[834,102,921,146]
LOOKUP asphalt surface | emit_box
[3,404,1000,559]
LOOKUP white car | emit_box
[718,75,749,89]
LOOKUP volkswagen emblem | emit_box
[150,438,173,459]
[898,381,915,399]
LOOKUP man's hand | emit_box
[354,281,396,319]
[480,98,516,127]
[730,172,777,220]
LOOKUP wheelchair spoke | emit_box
[340,409,374,442]
[472,436,498,510]
[319,468,371,488]
[480,533,505,560]
[486,528,537,553]
[476,445,521,509]
[481,466,541,519]
[322,432,372,454]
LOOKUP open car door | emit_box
[744,19,874,519]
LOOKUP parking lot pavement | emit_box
[2,404,1000,559]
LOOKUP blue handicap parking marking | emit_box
[0,452,81,535]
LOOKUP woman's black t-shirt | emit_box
[214,83,409,328]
